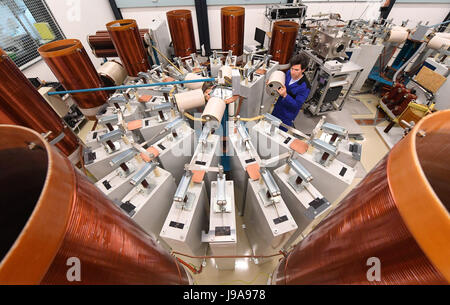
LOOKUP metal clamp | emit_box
[263,113,282,135]
[109,148,137,167]
[216,174,227,209]
[130,162,158,186]
[174,171,193,204]
[321,122,348,138]
[311,139,338,157]
[260,168,281,198]
[98,114,119,126]
[287,158,313,183]
[98,129,124,143]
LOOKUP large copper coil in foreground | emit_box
[38,39,109,120]
[106,19,151,77]
[0,125,191,285]
[221,6,245,57]
[273,110,450,285]
[269,21,299,65]
[0,48,80,163]
[166,10,197,58]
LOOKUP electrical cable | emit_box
[151,45,184,75]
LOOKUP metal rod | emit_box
[48,78,215,96]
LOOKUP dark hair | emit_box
[289,54,309,71]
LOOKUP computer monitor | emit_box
[254,27,265,48]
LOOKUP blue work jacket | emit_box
[271,70,311,129]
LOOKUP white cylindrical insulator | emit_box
[174,89,206,112]
[428,36,450,50]
[266,71,286,96]
[385,28,409,43]
[97,60,128,86]
[202,97,226,123]
[219,65,233,83]
[184,73,206,89]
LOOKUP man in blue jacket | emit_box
[271,54,311,130]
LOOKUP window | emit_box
[0,0,65,69]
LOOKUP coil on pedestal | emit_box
[166,10,197,58]
[106,19,151,77]
[269,21,299,66]
[221,6,245,57]
[38,39,109,120]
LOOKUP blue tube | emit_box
[430,20,450,28]
[47,78,216,96]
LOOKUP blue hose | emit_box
[47,78,216,96]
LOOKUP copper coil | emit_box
[38,39,109,120]
[92,48,119,58]
[87,29,149,56]
[0,48,80,161]
[0,125,190,285]
[95,29,149,36]
[106,19,151,77]
[166,10,197,58]
[221,6,245,56]
[87,34,115,49]
[273,110,450,285]
[269,21,299,65]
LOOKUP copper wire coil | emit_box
[87,35,115,49]
[0,125,190,285]
[106,19,151,77]
[221,6,245,56]
[0,48,80,159]
[38,39,109,120]
[166,10,197,58]
[92,48,119,58]
[269,21,299,65]
[87,29,149,58]
[273,110,450,285]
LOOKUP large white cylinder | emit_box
[174,89,206,112]
[219,66,233,83]
[202,97,226,124]
[385,27,409,43]
[428,35,450,50]
[184,73,206,90]
[266,71,286,96]
[97,60,128,86]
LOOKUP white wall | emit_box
[23,0,115,81]
[121,2,384,51]
[389,3,450,29]
[23,0,449,81]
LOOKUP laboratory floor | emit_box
[77,92,392,285]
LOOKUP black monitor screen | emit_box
[254,27,265,46]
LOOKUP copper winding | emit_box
[92,48,118,58]
[273,110,450,285]
[38,39,109,120]
[88,29,149,58]
[221,6,245,56]
[0,125,190,285]
[0,48,80,159]
[269,21,300,65]
[106,19,151,77]
[166,10,197,58]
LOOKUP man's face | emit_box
[290,64,303,79]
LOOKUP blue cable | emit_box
[48,78,215,96]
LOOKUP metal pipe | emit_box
[48,78,215,96]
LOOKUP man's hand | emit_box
[277,85,287,98]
